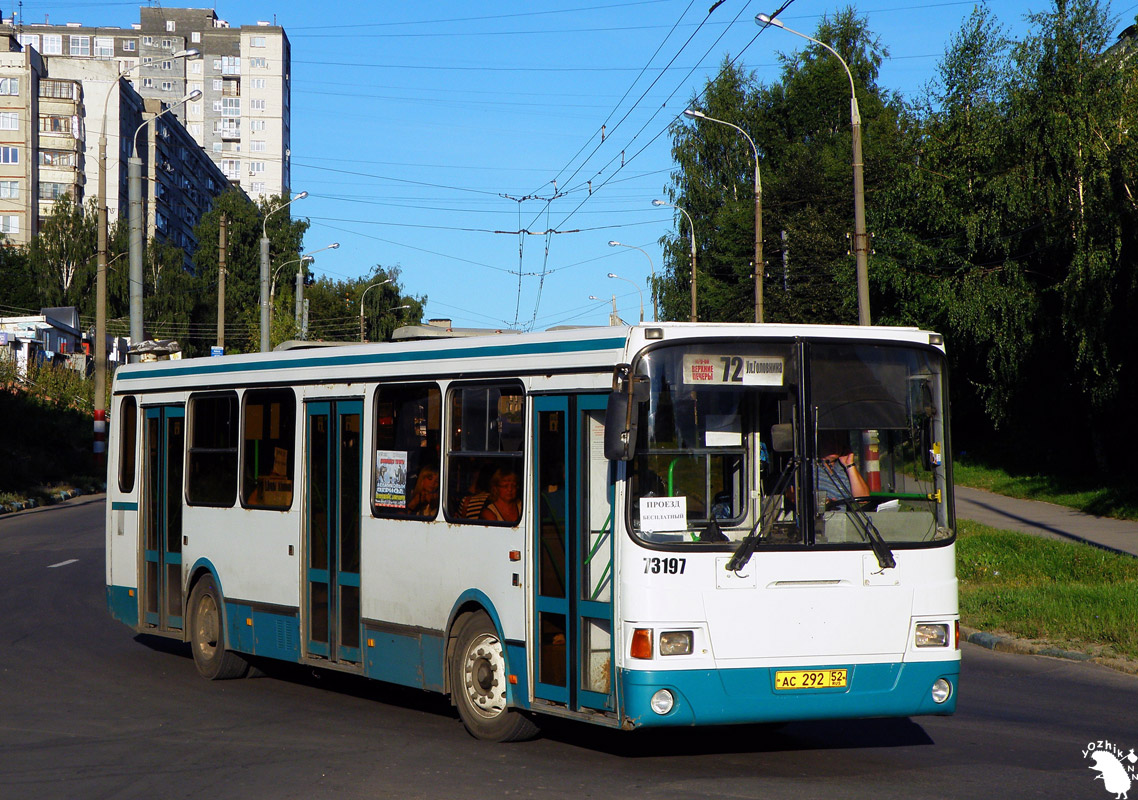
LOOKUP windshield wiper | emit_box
[725,458,798,573]
[823,460,896,571]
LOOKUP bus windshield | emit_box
[627,340,953,551]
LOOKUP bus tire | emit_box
[188,574,249,681]
[451,612,539,742]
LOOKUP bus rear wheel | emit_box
[188,574,249,680]
[451,612,539,742]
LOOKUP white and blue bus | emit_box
[105,322,959,741]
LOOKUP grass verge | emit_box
[954,460,1138,520]
[957,519,1138,661]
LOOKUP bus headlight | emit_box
[931,678,952,704]
[915,623,949,648]
[659,630,693,656]
[650,689,675,715]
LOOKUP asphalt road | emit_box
[2,497,1136,800]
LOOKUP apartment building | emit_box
[0,25,230,260]
[0,37,41,244]
[13,6,291,202]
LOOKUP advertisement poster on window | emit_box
[374,450,408,508]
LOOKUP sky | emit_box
[18,0,1138,330]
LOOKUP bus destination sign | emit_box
[683,354,784,386]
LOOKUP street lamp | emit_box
[268,242,337,339]
[95,47,198,460]
[757,13,870,326]
[128,88,202,351]
[358,278,393,342]
[683,108,764,323]
[260,190,308,351]
[606,273,644,323]
[607,240,655,321]
[589,294,622,327]
[270,256,312,316]
[651,199,698,322]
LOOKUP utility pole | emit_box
[217,214,227,350]
[128,152,143,350]
[295,265,304,339]
[781,229,789,291]
[851,108,870,326]
[754,165,763,324]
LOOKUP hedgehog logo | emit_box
[1084,742,1137,799]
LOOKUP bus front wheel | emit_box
[451,612,539,742]
[188,574,249,680]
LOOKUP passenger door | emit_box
[304,400,364,665]
[142,405,185,632]
[532,395,615,713]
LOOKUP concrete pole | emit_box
[128,155,144,348]
[753,155,763,323]
[259,236,270,351]
[217,214,227,350]
[295,267,304,338]
[95,130,108,462]
[851,102,870,326]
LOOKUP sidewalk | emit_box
[955,485,1138,558]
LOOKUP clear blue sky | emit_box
[21,1,1138,329]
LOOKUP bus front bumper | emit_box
[620,660,959,728]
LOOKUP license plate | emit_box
[774,668,848,690]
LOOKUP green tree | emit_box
[0,241,38,313]
[1010,0,1138,468]
[26,194,98,309]
[190,189,309,354]
[660,7,904,324]
[873,5,1037,427]
[301,265,423,344]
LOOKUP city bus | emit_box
[105,322,959,741]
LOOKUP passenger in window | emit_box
[406,464,440,518]
[480,469,522,523]
[815,430,869,508]
[458,464,494,518]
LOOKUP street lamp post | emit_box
[95,47,198,460]
[260,191,308,352]
[128,88,202,350]
[589,295,622,326]
[269,242,338,341]
[683,108,763,323]
[358,278,393,342]
[606,273,643,323]
[607,240,655,321]
[270,256,311,316]
[651,199,698,322]
[757,13,870,326]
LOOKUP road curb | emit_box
[0,485,105,517]
[962,625,1138,676]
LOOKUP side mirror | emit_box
[604,390,637,461]
[603,363,643,461]
[770,423,794,454]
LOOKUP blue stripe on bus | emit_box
[619,660,959,728]
[363,627,445,692]
[106,585,138,628]
[111,501,139,511]
[115,336,628,382]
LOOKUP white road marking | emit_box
[47,559,79,569]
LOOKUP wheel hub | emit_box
[463,634,506,718]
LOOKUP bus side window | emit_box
[118,396,138,493]
[445,383,524,525]
[241,388,296,510]
[186,392,239,507]
[372,383,441,519]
